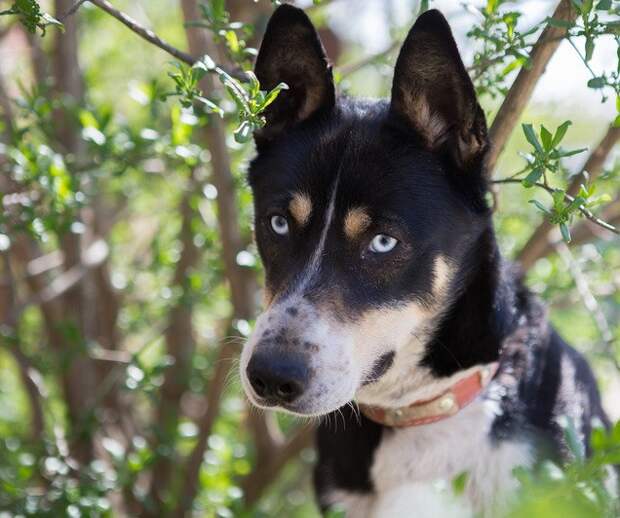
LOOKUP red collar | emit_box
[359,363,499,428]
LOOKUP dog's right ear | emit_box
[254,4,335,144]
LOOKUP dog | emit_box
[239,5,610,517]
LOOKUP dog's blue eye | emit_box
[270,214,289,236]
[369,234,398,253]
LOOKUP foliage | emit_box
[0,0,62,35]
[0,0,619,517]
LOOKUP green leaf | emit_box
[234,120,253,143]
[259,82,289,112]
[552,147,588,158]
[529,199,551,215]
[195,96,224,116]
[540,125,553,151]
[522,124,543,154]
[452,471,469,495]
[587,76,606,89]
[560,222,571,243]
[551,120,572,148]
[522,167,543,187]
[596,0,611,9]
[585,38,595,62]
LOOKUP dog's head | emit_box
[240,6,491,416]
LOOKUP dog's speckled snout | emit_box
[246,350,309,406]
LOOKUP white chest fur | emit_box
[327,395,531,518]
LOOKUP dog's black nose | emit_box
[247,352,308,405]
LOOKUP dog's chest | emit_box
[329,398,531,517]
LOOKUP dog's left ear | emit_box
[390,10,487,170]
[254,4,335,144]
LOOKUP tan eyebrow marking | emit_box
[344,207,371,239]
[289,192,312,226]
[432,255,454,296]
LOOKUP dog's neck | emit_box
[356,227,516,409]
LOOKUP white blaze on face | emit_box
[241,174,458,415]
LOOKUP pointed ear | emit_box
[254,5,335,143]
[390,10,487,169]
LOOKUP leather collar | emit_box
[359,363,499,428]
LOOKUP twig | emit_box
[87,0,195,64]
[338,40,400,77]
[240,425,315,506]
[487,0,577,172]
[555,241,620,371]
[491,178,620,234]
[16,238,109,314]
[516,125,620,270]
[62,0,88,19]
[79,0,246,81]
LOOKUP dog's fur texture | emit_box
[239,6,610,516]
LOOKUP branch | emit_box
[0,253,46,442]
[515,125,620,270]
[492,178,619,235]
[146,180,200,508]
[554,241,619,371]
[174,338,237,516]
[83,0,245,80]
[487,0,577,172]
[172,1,260,513]
[531,195,620,261]
[87,0,194,64]
[240,425,315,506]
[337,40,400,78]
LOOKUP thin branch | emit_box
[15,238,109,314]
[531,195,620,261]
[487,0,577,172]
[555,241,620,371]
[240,425,315,506]
[1,253,47,442]
[81,0,246,80]
[338,40,400,77]
[516,125,620,270]
[87,0,195,64]
[174,338,237,516]
[62,0,88,19]
[147,178,201,509]
[491,178,620,234]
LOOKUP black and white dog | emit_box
[240,5,609,516]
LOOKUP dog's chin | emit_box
[242,380,358,418]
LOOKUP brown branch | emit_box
[16,239,109,313]
[1,253,46,442]
[85,0,245,80]
[147,178,200,508]
[492,178,619,234]
[171,1,261,513]
[487,0,577,172]
[338,40,400,77]
[174,338,237,515]
[240,425,315,506]
[88,0,195,64]
[516,125,620,270]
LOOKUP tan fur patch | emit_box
[432,255,454,296]
[289,192,312,226]
[344,207,371,239]
[400,91,447,148]
[262,287,274,308]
